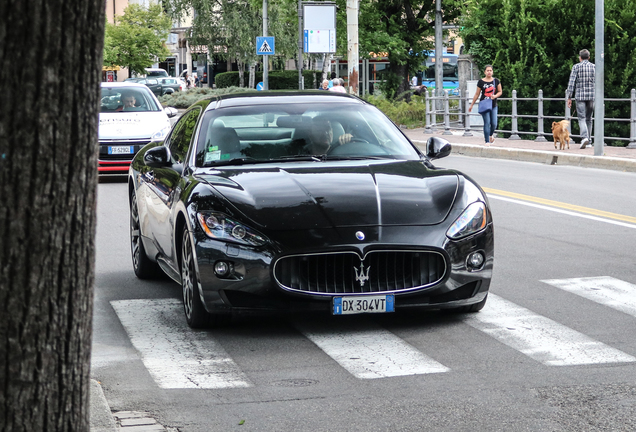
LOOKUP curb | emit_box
[412,140,636,173]
[90,379,117,432]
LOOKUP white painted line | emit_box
[296,320,449,379]
[111,299,252,389]
[542,276,636,318]
[463,294,636,366]
[487,195,636,230]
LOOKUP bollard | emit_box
[509,90,520,140]
[535,89,548,142]
[424,90,432,134]
[443,90,452,135]
[463,88,473,137]
[628,89,636,148]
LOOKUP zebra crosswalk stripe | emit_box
[111,299,252,389]
[542,276,636,318]
[463,294,636,366]
[295,320,449,379]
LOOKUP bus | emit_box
[415,51,459,95]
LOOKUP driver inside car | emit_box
[305,118,353,154]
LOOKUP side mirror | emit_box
[163,107,178,118]
[425,136,452,160]
[144,146,172,168]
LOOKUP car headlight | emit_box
[446,202,487,240]
[151,126,171,142]
[196,212,267,247]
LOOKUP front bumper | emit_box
[193,224,494,315]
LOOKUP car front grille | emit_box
[273,250,447,296]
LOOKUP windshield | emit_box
[100,87,162,113]
[194,102,420,167]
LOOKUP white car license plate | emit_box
[108,146,133,155]
[333,295,394,315]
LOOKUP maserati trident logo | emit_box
[354,262,371,287]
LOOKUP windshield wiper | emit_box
[322,155,390,161]
[204,157,259,167]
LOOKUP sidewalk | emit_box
[404,128,636,173]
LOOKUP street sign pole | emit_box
[594,0,604,156]
[263,0,269,90]
[298,0,303,90]
[346,0,359,95]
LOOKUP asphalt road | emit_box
[92,156,636,431]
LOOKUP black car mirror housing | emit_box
[426,136,452,160]
[144,146,172,168]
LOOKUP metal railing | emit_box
[423,89,636,148]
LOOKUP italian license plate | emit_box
[333,295,395,315]
[108,146,133,155]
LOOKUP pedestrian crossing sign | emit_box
[256,37,275,56]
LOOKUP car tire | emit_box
[180,229,230,328]
[130,190,162,279]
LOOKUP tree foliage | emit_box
[103,3,172,75]
[164,0,298,79]
[332,0,463,98]
[460,0,636,142]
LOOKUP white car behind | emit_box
[99,82,177,175]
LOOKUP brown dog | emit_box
[552,120,570,150]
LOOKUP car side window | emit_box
[167,107,202,164]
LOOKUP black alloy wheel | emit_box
[181,229,230,328]
[130,190,162,279]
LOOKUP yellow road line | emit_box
[483,187,636,224]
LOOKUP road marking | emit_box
[484,187,636,227]
[542,276,636,318]
[463,294,636,366]
[111,299,252,389]
[295,320,449,379]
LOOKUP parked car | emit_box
[125,77,162,97]
[128,91,494,328]
[157,77,181,94]
[99,82,177,175]
[145,68,169,78]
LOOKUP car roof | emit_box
[101,82,150,89]
[202,91,367,112]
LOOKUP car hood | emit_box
[99,112,170,140]
[196,160,459,230]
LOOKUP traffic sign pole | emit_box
[263,0,268,90]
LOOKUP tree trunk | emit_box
[395,63,411,99]
[238,60,245,87]
[322,53,331,81]
[249,62,255,89]
[0,1,104,431]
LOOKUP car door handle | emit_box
[145,170,154,181]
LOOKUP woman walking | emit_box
[469,65,502,146]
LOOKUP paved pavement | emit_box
[89,126,636,431]
[405,128,636,173]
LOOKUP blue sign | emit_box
[256,82,264,91]
[256,37,275,56]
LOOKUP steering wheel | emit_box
[328,139,392,156]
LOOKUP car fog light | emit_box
[467,252,485,270]
[214,261,232,277]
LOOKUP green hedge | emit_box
[215,70,323,90]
